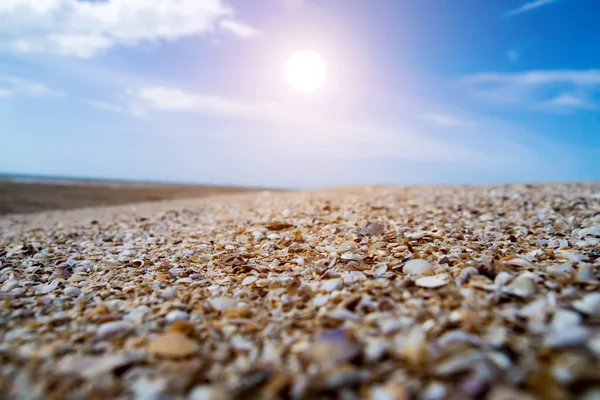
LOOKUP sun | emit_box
[284,50,327,92]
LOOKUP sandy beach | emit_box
[1,182,599,399]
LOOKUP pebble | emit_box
[403,259,435,276]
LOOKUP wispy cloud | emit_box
[0,0,260,58]
[464,69,600,112]
[84,100,124,113]
[123,84,546,170]
[422,113,473,127]
[0,74,64,98]
[219,19,261,38]
[502,0,558,18]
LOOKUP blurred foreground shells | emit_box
[1,182,600,399]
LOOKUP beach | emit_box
[1,182,599,399]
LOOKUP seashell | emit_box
[312,294,330,307]
[165,310,189,322]
[572,293,600,316]
[129,259,144,268]
[327,308,360,321]
[421,382,447,400]
[1,279,19,292]
[546,263,573,279]
[575,264,597,283]
[63,286,81,297]
[503,274,536,298]
[242,275,257,285]
[321,278,342,292]
[148,332,200,358]
[578,226,600,237]
[209,297,237,311]
[415,276,448,288]
[551,309,581,330]
[364,222,385,235]
[57,353,143,379]
[404,259,435,276]
[97,321,134,338]
[341,252,363,261]
[504,257,535,269]
[544,326,591,348]
[305,328,361,365]
[161,287,177,300]
[371,263,388,277]
[400,325,428,366]
[494,271,514,286]
[456,267,479,285]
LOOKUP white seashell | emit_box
[503,274,536,298]
[121,250,135,257]
[341,252,363,261]
[456,267,478,285]
[551,309,581,330]
[575,264,597,283]
[504,257,534,269]
[321,278,343,292]
[64,286,81,297]
[578,226,600,237]
[544,326,591,348]
[39,279,61,294]
[209,297,237,311]
[242,275,257,285]
[161,287,177,300]
[1,279,19,292]
[327,308,360,321]
[572,293,600,316]
[494,271,514,286]
[312,294,330,307]
[130,259,144,268]
[165,310,189,322]
[546,263,573,279]
[403,259,435,276]
[371,263,388,277]
[97,321,134,338]
[415,276,448,288]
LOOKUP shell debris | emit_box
[1,183,600,398]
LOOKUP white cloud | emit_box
[0,74,64,97]
[464,69,600,112]
[85,99,124,113]
[137,87,276,119]
[422,113,472,127]
[219,19,261,38]
[503,0,558,18]
[0,0,259,58]
[125,84,542,169]
[507,49,519,62]
[540,93,597,112]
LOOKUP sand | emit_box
[1,182,599,399]
[0,179,265,215]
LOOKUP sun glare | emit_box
[284,50,327,92]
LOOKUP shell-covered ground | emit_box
[1,183,599,400]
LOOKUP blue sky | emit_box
[0,0,599,188]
